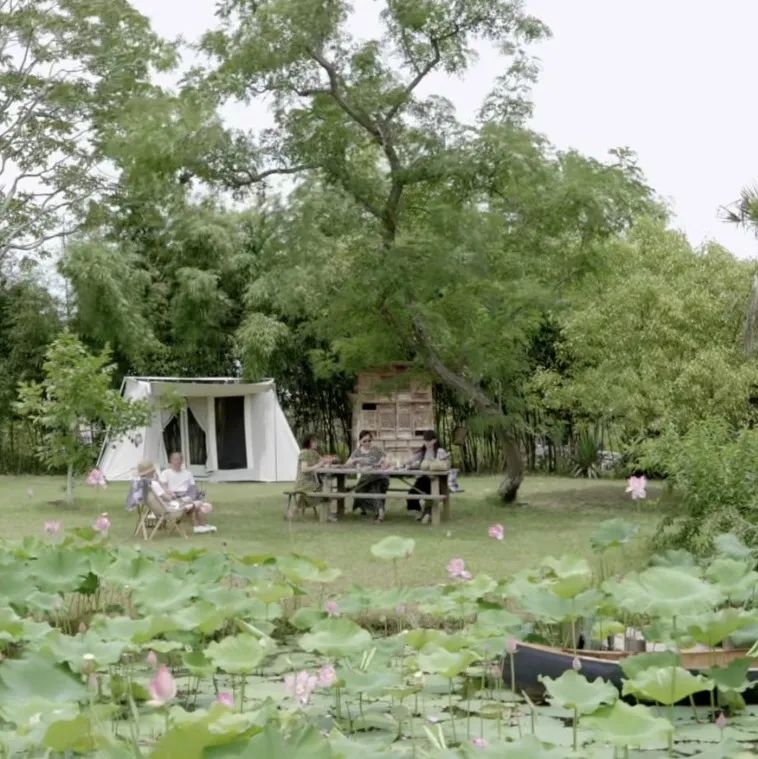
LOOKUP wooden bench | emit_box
[319,492,448,525]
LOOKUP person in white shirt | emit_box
[161,452,198,498]
[157,453,217,534]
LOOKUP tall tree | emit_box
[199,0,654,500]
[534,219,758,443]
[0,0,175,272]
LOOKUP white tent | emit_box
[98,377,299,482]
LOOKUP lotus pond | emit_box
[2,522,758,757]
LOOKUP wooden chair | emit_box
[144,489,189,540]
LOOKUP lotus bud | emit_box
[78,621,87,634]
[716,712,727,730]
[505,638,518,656]
[81,653,96,674]
[572,656,582,672]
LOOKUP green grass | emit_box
[0,474,659,588]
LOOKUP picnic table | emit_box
[313,466,451,526]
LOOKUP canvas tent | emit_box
[98,377,299,482]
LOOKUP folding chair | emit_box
[144,490,189,540]
[133,503,150,540]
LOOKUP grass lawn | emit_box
[0,474,659,588]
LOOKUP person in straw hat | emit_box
[135,460,216,534]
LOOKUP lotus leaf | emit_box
[370,536,415,561]
[0,653,87,704]
[623,666,713,705]
[39,629,126,667]
[705,658,755,693]
[539,670,618,714]
[43,714,98,753]
[206,634,267,674]
[583,701,674,748]
[649,549,700,572]
[453,573,497,600]
[714,533,754,560]
[684,609,758,647]
[619,651,681,679]
[101,552,162,586]
[290,607,327,630]
[591,619,625,640]
[590,519,639,552]
[240,723,334,759]
[471,608,523,635]
[417,646,480,678]
[705,558,758,602]
[151,703,265,759]
[251,582,293,605]
[339,669,402,697]
[275,555,342,584]
[170,601,228,634]
[299,618,372,657]
[31,548,90,592]
[613,567,722,617]
[197,587,252,616]
[132,573,198,614]
[541,555,593,598]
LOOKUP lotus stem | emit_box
[510,652,516,696]
[573,706,578,752]
[448,678,457,742]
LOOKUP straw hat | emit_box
[137,460,156,477]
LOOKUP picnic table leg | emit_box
[319,475,331,523]
[336,474,346,518]
[430,476,441,527]
[441,475,451,522]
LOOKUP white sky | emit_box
[133,0,758,259]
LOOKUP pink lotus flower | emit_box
[93,513,110,534]
[317,664,337,689]
[505,637,518,655]
[473,737,488,748]
[447,557,472,581]
[148,666,177,705]
[44,520,62,536]
[716,712,727,730]
[86,469,107,488]
[625,475,647,500]
[488,523,505,541]
[284,670,318,706]
[217,691,234,707]
[325,600,340,618]
[572,656,582,672]
[78,622,87,634]
[146,650,158,668]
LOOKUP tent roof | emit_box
[127,377,275,398]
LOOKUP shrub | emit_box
[642,418,758,553]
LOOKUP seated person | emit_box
[346,430,389,523]
[292,433,337,519]
[161,452,205,500]
[406,430,450,524]
[137,459,216,534]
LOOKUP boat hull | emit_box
[507,642,758,705]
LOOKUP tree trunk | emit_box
[410,314,525,504]
[65,463,74,505]
[497,435,524,503]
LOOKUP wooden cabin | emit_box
[352,364,434,464]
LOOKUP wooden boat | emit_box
[507,641,758,705]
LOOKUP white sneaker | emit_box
[193,525,210,534]
[206,525,217,533]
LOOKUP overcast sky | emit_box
[133,0,758,259]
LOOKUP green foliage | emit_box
[642,418,758,553]
[0,0,175,267]
[536,220,757,440]
[15,332,151,501]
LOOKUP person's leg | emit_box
[415,477,432,522]
[407,477,424,512]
